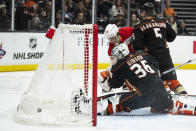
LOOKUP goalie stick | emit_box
[97,74,196,102]
[97,90,196,102]
[173,94,196,97]
[97,90,131,102]
[161,58,196,75]
[98,75,196,101]
[97,58,196,102]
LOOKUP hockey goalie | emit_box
[97,44,196,116]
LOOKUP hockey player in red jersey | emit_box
[103,24,135,91]
[98,44,196,116]
[104,24,135,57]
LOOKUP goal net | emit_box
[15,24,98,126]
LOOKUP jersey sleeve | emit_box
[108,43,115,56]
[132,27,145,50]
[119,26,133,42]
[166,22,176,42]
[108,68,125,89]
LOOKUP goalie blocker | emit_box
[98,44,196,116]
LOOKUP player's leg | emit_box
[98,92,139,115]
[99,80,172,115]
[162,71,187,94]
[150,83,172,113]
[97,92,127,115]
[169,99,196,115]
[159,56,187,94]
[152,92,196,116]
[152,51,187,94]
[165,79,187,94]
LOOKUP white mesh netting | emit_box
[15,24,98,126]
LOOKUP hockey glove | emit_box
[98,71,111,92]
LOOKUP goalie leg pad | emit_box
[97,99,108,114]
[97,95,122,115]
[169,100,196,115]
[97,100,114,115]
[101,101,125,115]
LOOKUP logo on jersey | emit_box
[0,42,6,59]
[29,37,37,50]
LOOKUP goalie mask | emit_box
[111,44,130,60]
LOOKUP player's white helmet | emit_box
[111,44,130,60]
[104,24,119,39]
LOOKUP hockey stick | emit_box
[97,91,132,102]
[173,94,196,97]
[97,91,196,102]
[161,58,196,75]
[97,76,135,101]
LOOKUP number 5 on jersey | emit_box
[153,28,162,38]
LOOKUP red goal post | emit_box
[15,24,98,126]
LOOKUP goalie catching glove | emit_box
[98,71,112,92]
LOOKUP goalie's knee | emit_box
[97,101,114,115]
[98,100,129,115]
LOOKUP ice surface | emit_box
[0,70,196,131]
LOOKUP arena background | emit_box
[0,33,195,71]
[0,0,196,71]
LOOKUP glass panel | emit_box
[15,0,51,32]
[55,0,93,26]
[0,0,10,31]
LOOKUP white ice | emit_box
[0,69,196,131]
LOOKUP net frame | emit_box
[15,24,98,126]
